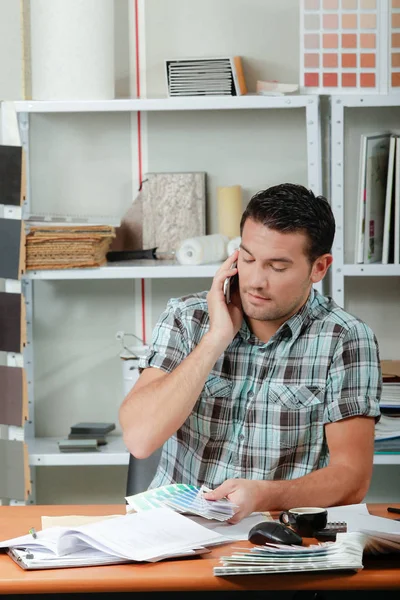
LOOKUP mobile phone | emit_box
[223,262,238,304]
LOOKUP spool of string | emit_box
[176,234,229,266]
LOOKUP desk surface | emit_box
[0,503,399,594]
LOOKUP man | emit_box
[120,183,381,523]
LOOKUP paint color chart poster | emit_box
[300,0,400,94]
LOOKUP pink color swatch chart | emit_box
[300,0,400,93]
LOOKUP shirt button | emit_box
[239,434,245,441]
[247,391,254,398]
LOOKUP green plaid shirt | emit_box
[139,290,381,489]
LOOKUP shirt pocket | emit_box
[182,375,233,446]
[269,383,325,410]
[266,383,325,451]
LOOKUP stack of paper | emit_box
[214,532,366,576]
[165,57,247,97]
[380,383,400,408]
[0,507,229,570]
[126,483,238,522]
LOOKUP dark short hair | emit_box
[240,183,335,263]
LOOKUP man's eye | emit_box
[242,258,254,264]
[271,266,286,272]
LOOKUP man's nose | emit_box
[249,266,268,290]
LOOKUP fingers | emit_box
[210,250,239,291]
[203,480,235,501]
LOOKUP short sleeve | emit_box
[323,321,382,424]
[138,298,190,374]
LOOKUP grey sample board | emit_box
[0,439,30,501]
[0,365,28,427]
[0,292,26,353]
[0,218,25,279]
[0,145,25,206]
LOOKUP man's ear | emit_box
[310,254,333,284]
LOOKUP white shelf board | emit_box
[332,94,400,108]
[24,260,221,280]
[14,95,317,113]
[27,436,130,466]
[343,264,400,276]
[26,436,400,466]
[373,453,400,465]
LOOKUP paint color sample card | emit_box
[0,366,28,427]
[0,292,26,353]
[0,145,25,206]
[0,439,30,501]
[126,484,237,521]
[300,0,394,93]
[0,218,26,279]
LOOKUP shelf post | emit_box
[330,97,345,308]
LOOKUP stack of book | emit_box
[165,56,247,97]
[26,225,115,270]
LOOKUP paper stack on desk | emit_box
[214,532,366,576]
[0,507,229,570]
[126,483,238,521]
[215,504,400,576]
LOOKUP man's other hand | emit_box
[203,478,262,523]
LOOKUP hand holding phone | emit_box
[223,261,238,304]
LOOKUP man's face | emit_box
[238,218,315,324]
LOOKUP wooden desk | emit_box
[0,503,399,595]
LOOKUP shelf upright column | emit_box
[330,97,345,308]
[305,96,322,196]
[18,111,36,504]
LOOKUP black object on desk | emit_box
[248,521,303,546]
[314,521,347,541]
[387,507,400,515]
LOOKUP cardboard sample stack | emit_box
[25,225,115,270]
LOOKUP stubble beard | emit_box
[240,288,310,323]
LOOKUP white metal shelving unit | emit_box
[330,94,400,467]
[15,94,325,500]
[25,260,221,281]
[330,94,400,307]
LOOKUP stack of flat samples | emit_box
[59,422,116,453]
[26,225,115,270]
[165,56,247,97]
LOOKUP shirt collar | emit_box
[237,288,318,344]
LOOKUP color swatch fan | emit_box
[126,483,238,522]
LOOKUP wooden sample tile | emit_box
[0,439,30,501]
[0,145,26,207]
[0,292,27,353]
[0,218,26,279]
[0,366,28,427]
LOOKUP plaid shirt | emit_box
[139,289,381,489]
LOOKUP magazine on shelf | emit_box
[395,137,400,264]
[382,135,397,264]
[355,133,391,264]
[363,134,391,263]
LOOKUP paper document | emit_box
[0,507,230,570]
[41,515,121,529]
